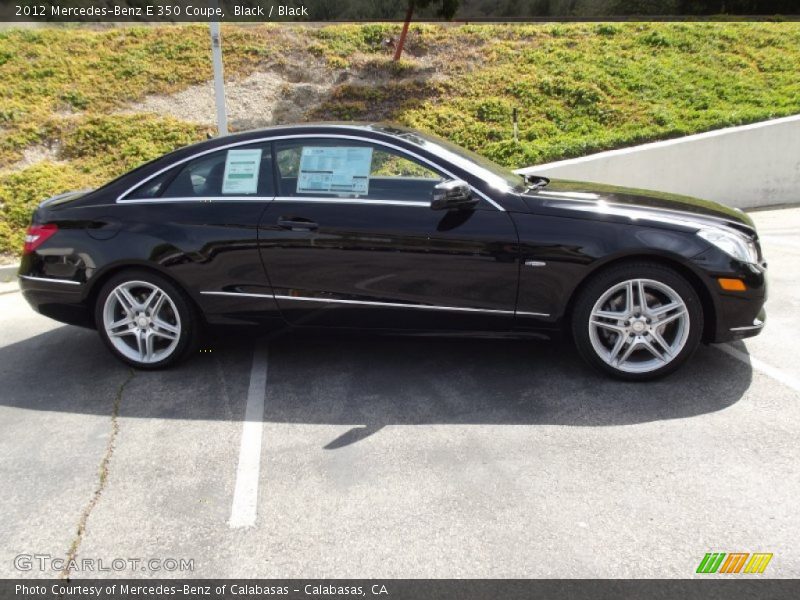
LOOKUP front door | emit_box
[258,137,519,331]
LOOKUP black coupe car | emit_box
[19,124,766,380]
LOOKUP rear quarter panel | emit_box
[21,197,283,327]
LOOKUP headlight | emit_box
[697,227,758,264]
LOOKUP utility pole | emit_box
[209,1,228,136]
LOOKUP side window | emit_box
[126,168,176,199]
[370,150,441,179]
[125,143,274,200]
[275,139,445,202]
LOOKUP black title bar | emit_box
[4,579,800,600]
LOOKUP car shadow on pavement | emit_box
[0,325,753,448]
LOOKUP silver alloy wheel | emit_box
[102,280,181,365]
[588,278,690,374]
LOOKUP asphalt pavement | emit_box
[1,207,798,579]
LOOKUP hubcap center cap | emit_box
[631,320,647,334]
[137,315,149,328]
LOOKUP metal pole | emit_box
[512,107,519,143]
[209,2,228,136]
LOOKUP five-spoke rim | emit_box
[588,278,690,374]
[102,281,181,364]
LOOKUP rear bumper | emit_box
[19,275,93,328]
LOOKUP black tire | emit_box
[94,269,199,369]
[571,262,703,381]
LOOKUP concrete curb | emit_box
[0,263,19,284]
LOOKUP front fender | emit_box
[511,212,711,327]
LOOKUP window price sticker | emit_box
[222,149,262,194]
[297,146,373,195]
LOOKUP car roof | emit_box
[84,122,443,202]
[152,122,428,166]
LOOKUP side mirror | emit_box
[431,179,478,211]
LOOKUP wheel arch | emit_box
[85,262,206,327]
[563,253,717,343]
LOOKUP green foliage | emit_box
[59,90,90,111]
[311,23,395,62]
[476,98,514,123]
[0,162,90,255]
[315,22,800,168]
[310,23,443,66]
[0,24,286,166]
[0,114,206,255]
[58,115,206,178]
[371,151,439,178]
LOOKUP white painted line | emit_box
[716,343,800,395]
[761,236,800,251]
[229,342,268,528]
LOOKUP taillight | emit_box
[23,223,58,255]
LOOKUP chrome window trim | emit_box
[112,196,271,205]
[116,134,505,211]
[19,275,81,286]
[200,290,548,317]
[272,196,429,208]
[123,197,431,208]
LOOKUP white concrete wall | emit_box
[516,114,800,210]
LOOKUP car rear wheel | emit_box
[95,270,197,369]
[572,262,703,381]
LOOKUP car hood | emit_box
[522,179,755,234]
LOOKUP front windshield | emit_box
[396,129,524,192]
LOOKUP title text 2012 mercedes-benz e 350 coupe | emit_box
[18,124,767,380]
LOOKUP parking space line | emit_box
[717,343,800,395]
[761,235,800,251]
[228,342,268,528]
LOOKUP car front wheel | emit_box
[95,270,197,369]
[572,262,703,381]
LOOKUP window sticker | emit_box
[222,149,262,194]
[297,146,373,195]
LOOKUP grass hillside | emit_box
[1,22,799,256]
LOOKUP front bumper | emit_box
[726,307,766,341]
[691,248,767,344]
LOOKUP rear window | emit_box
[124,143,274,200]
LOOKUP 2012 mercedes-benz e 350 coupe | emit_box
[19,124,767,380]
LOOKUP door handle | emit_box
[277,217,319,231]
